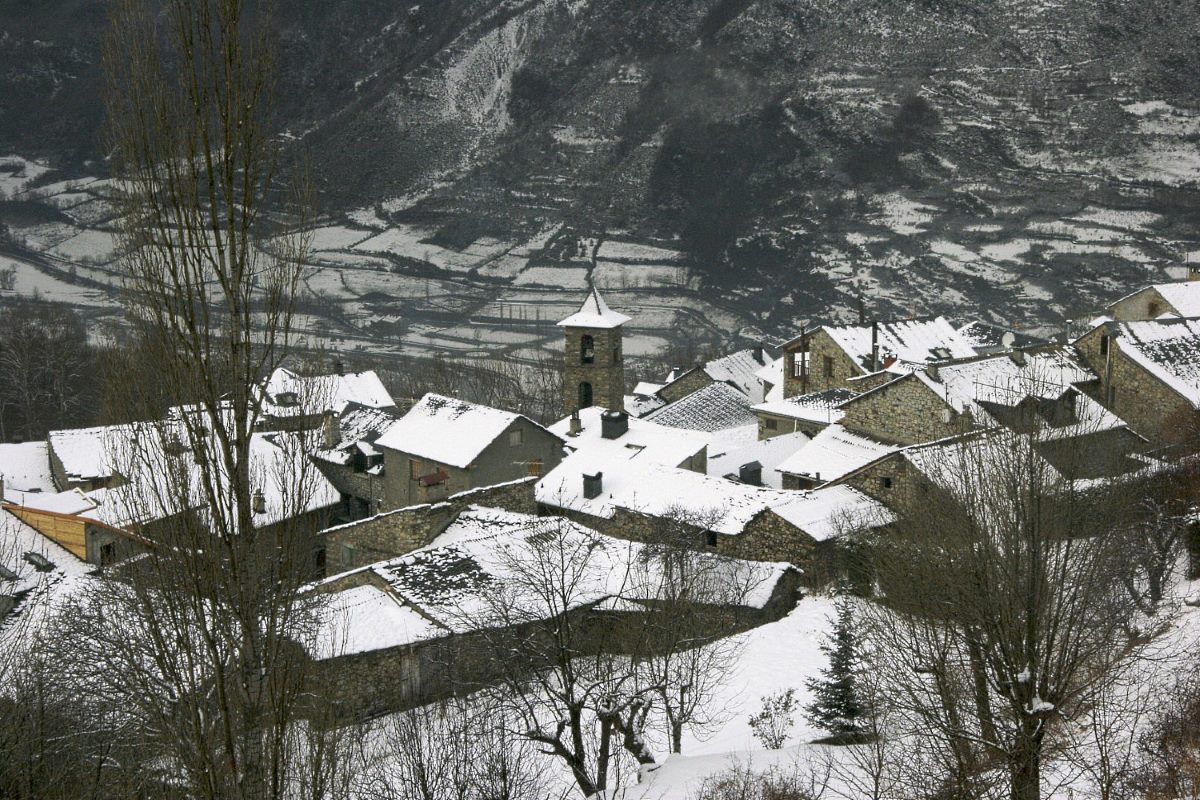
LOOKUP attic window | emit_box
[508,428,524,446]
[24,552,53,572]
[932,347,952,360]
[1148,301,1161,317]
[879,477,894,490]
[765,418,778,430]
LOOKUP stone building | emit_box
[1074,317,1200,444]
[305,507,803,720]
[779,317,980,398]
[560,286,630,414]
[311,404,399,523]
[375,393,564,510]
[753,388,857,441]
[535,447,890,570]
[1102,279,1200,322]
[256,366,396,432]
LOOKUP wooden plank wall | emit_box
[7,508,88,560]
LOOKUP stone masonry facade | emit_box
[1075,325,1192,445]
[563,325,625,413]
[658,367,714,405]
[839,373,974,446]
[783,329,866,398]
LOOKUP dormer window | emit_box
[275,391,299,407]
[931,347,952,360]
[581,334,595,364]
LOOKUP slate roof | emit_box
[907,348,1096,416]
[1112,318,1200,407]
[0,442,55,493]
[557,286,631,329]
[702,348,773,401]
[753,388,858,425]
[646,382,759,433]
[313,405,400,466]
[956,321,1048,354]
[799,316,980,374]
[1107,281,1200,318]
[310,506,796,658]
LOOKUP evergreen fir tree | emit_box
[805,589,870,740]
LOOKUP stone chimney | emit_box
[333,357,344,376]
[583,472,604,500]
[568,410,582,437]
[738,461,763,486]
[322,409,340,449]
[1010,349,1026,367]
[252,488,267,515]
[600,410,629,440]
[871,321,880,372]
[926,363,940,382]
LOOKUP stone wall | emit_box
[755,411,828,441]
[782,329,864,397]
[1075,325,1191,444]
[1106,287,1173,321]
[839,374,972,445]
[658,368,713,405]
[716,510,816,567]
[563,325,625,413]
[322,478,537,575]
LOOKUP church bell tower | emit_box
[558,286,629,414]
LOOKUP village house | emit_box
[1101,277,1200,322]
[644,381,761,445]
[550,405,709,472]
[256,365,396,432]
[753,387,857,440]
[535,446,890,570]
[655,347,774,406]
[1074,317,1200,445]
[305,506,802,719]
[375,393,564,510]
[0,506,93,624]
[311,403,400,524]
[779,316,982,398]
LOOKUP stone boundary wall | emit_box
[321,477,536,574]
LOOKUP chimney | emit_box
[871,321,880,372]
[857,295,866,325]
[583,472,604,500]
[322,409,340,449]
[600,410,629,440]
[738,461,763,486]
[926,363,940,382]
[1010,350,1026,367]
[568,410,582,437]
[252,488,267,515]
[752,344,764,364]
[799,325,808,395]
[333,357,344,376]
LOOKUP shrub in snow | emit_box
[748,688,797,750]
[804,591,871,741]
[693,761,823,800]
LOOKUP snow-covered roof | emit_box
[48,423,142,483]
[309,506,792,658]
[0,509,93,644]
[646,382,759,433]
[376,393,553,469]
[0,442,55,493]
[753,388,858,425]
[771,485,894,542]
[557,286,631,329]
[539,448,796,535]
[1111,318,1200,407]
[908,349,1096,417]
[549,406,707,469]
[755,356,785,403]
[707,431,811,489]
[775,424,899,484]
[4,487,97,516]
[813,316,980,375]
[702,348,773,402]
[312,405,399,466]
[633,381,664,396]
[956,321,1046,353]
[259,368,395,419]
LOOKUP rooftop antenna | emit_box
[857,294,866,325]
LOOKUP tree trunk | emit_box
[1010,720,1042,800]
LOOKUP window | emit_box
[578,382,593,409]
[704,531,718,548]
[409,459,422,480]
[100,542,116,566]
[1148,301,1161,317]
[1099,334,1109,356]
[879,476,894,490]
[612,346,620,364]
[527,458,543,477]
[791,353,804,378]
[823,355,834,379]
[508,428,524,446]
[764,418,779,431]
[581,334,595,364]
